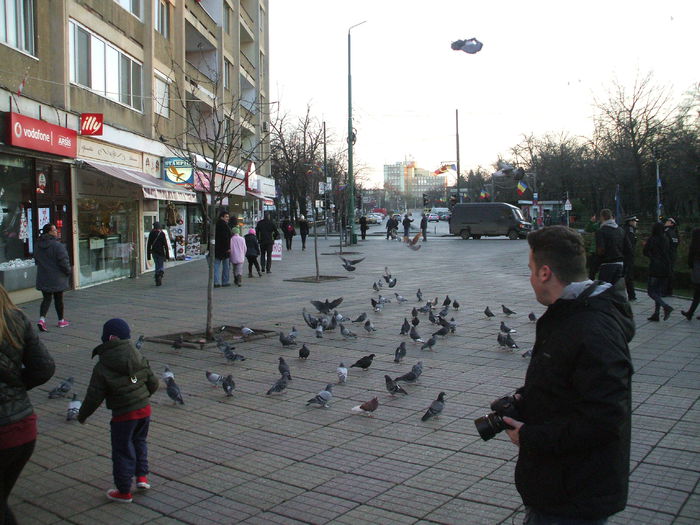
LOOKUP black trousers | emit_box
[685,284,700,317]
[301,234,307,249]
[110,417,150,494]
[0,440,36,525]
[259,243,273,271]
[284,236,293,250]
[39,291,64,319]
[247,255,261,275]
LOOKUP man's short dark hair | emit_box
[600,209,612,221]
[527,226,587,284]
[219,210,229,219]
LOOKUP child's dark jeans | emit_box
[110,417,150,493]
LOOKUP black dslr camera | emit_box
[474,395,519,441]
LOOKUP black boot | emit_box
[155,271,163,286]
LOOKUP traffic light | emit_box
[423,194,429,206]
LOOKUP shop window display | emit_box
[0,156,34,263]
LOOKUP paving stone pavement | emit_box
[11,234,700,524]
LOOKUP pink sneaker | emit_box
[106,489,132,503]
[57,320,70,328]
[37,320,48,332]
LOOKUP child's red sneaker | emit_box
[136,476,150,490]
[106,489,132,503]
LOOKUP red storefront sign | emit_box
[7,113,77,157]
[80,113,104,135]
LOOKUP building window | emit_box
[1,0,35,55]
[69,20,143,111]
[115,0,141,19]
[223,59,231,90]
[154,0,169,38]
[223,4,230,34]
[154,73,169,118]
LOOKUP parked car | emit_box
[439,211,451,221]
[449,202,532,240]
[427,213,440,222]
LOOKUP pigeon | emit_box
[310,297,343,315]
[241,326,255,337]
[206,371,224,387]
[66,393,81,421]
[135,335,145,350]
[396,361,423,382]
[411,307,419,318]
[302,308,320,329]
[385,375,408,396]
[505,334,519,349]
[266,373,290,395]
[315,325,324,338]
[165,377,184,404]
[500,321,517,334]
[371,298,383,313]
[407,232,422,250]
[279,332,297,346]
[409,325,424,343]
[351,396,379,416]
[350,354,375,370]
[172,334,184,349]
[394,293,408,303]
[411,316,420,327]
[528,312,538,322]
[432,297,439,306]
[417,302,432,314]
[442,296,451,307]
[433,326,449,337]
[377,295,391,305]
[340,324,357,339]
[217,338,245,362]
[421,335,437,351]
[502,304,517,316]
[383,266,392,282]
[452,300,460,310]
[373,281,380,292]
[522,349,533,358]
[340,256,365,271]
[421,392,446,421]
[416,288,423,302]
[412,360,424,377]
[400,318,411,335]
[162,366,174,381]
[337,363,348,384]
[438,306,450,318]
[428,311,438,325]
[298,344,310,360]
[352,312,368,323]
[394,342,407,363]
[288,326,299,340]
[388,277,397,288]
[278,357,292,380]
[448,318,457,333]
[484,306,495,318]
[307,384,333,407]
[222,375,235,397]
[48,377,73,399]
[364,319,377,333]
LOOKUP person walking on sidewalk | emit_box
[213,211,232,287]
[0,284,55,524]
[256,212,279,274]
[420,213,428,242]
[298,215,309,250]
[78,319,158,504]
[595,208,625,284]
[622,215,638,301]
[663,217,679,296]
[146,222,168,287]
[35,223,71,331]
[281,217,296,250]
[643,222,673,321]
[244,228,262,277]
[229,229,246,287]
[359,215,368,240]
[386,215,397,240]
[402,214,413,242]
[681,227,700,320]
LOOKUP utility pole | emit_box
[347,21,366,245]
[455,109,462,203]
[323,121,328,240]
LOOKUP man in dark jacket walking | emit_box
[146,222,168,287]
[298,215,310,250]
[502,226,634,523]
[213,211,232,287]
[402,214,413,242]
[256,212,279,273]
[663,217,679,296]
[35,223,71,331]
[622,215,638,301]
[420,213,428,242]
[595,208,625,284]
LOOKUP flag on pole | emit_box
[516,180,528,196]
[434,165,449,175]
[450,164,457,171]
[479,189,490,200]
[614,184,624,221]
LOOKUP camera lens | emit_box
[474,412,502,441]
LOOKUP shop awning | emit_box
[83,160,197,203]
[246,190,263,199]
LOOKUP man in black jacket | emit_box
[595,208,625,284]
[503,226,634,524]
[622,215,638,301]
[663,217,679,296]
[255,212,279,273]
[213,211,231,287]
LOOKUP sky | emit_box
[269,0,699,188]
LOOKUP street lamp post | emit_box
[347,20,366,245]
[455,109,462,203]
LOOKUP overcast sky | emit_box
[269,0,699,188]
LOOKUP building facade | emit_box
[0,0,271,299]
[383,160,447,209]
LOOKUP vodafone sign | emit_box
[7,112,77,158]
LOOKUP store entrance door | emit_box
[35,161,72,263]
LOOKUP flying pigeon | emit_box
[340,324,357,339]
[48,377,73,399]
[421,392,446,421]
[411,316,420,327]
[394,342,407,363]
[337,363,348,384]
[172,334,184,350]
[162,366,174,382]
[400,318,411,335]
[385,375,408,396]
[451,37,483,54]
[505,334,519,349]
[165,377,184,405]
[307,384,333,408]
[409,325,424,343]
[502,304,517,316]
[352,312,368,323]
[135,335,145,350]
[222,375,235,397]
[310,297,344,315]
[279,332,297,347]
[406,232,422,250]
[528,312,538,322]
[442,296,451,307]
[340,256,365,271]
[500,321,517,334]
[278,357,292,380]
[416,288,423,302]
[206,371,224,387]
[266,373,290,395]
[241,326,255,337]
[421,335,437,351]
[66,393,81,421]
[433,326,449,337]
[350,354,375,370]
[395,293,408,303]
[298,344,310,360]
[484,306,495,318]
[364,319,377,333]
[351,396,379,416]
[452,300,460,310]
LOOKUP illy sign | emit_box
[80,113,103,135]
[7,112,77,157]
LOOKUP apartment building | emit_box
[0,0,271,299]
[383,160,447,205]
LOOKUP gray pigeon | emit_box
[278,357,292,380]
[409,325,424,343]
[134,335,145,350]
[385,375,408,396]
[307,384,333,407]
[395,293,408,303]
[373,281,380,292]
[395,361,423,383]
[505,334,519,349]
[340,324,357,339]
[394,342,407,363]
[412,361,424,377]
[371,298,383,313]
[497,332,508,348]
[206,371,223,387]
[484,306,495,318]
[364,319,377,333]
[288,326,299,340]
[421,392,446,421]
[352,312,368,323]
[502,304,517,316]
[222,375,235,397]
[218,339,245,362]
[334,311,350,323]
[48,377,73,399]
[66,393,81,421]
[438,306,450,318]
[165,377,184,405]
[500,321,516,334]
[433,326,449,337]
[266,373,290,395]
[428,311,438,325]
[337,363,348,384]
[279,332,297,346]
[400,318,411,335]
[421,335,437,351]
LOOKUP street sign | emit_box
[319,182,326,195]
[533,192,538,200]
[564,199,572,211]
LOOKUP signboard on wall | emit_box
[163,158,194,186]
[8,113,77,157]
[80,113,103,135]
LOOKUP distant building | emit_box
[383,160,447,207]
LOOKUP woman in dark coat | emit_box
[298,216,310,250]
[359,216,368,240]
[280,217,295,250]
[244,228,262,277]
[34,223,71,331]
[682,227,700,320]
[643,222,673,321]
[146,222,169,286]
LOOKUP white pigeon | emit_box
[206,371,223,387]
[162,366,174,382]
[66,393,81,421]
[241,327,255,337]
[337,363,348,384]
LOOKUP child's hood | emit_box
[92,339,142,376]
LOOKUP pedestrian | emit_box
[385,215,396,239]
[281,216,295,250]
[663,217,679,296]
[595,208,625,284]
[0,283,55,523]
[213,211,232,287]
[622,215,639,301]
[402,213,413,242]
[244,228,262,278]
[359,215,368,240]
[502,225,634,525]
[77,318,158,503]
[420,213,428,242]
[256,212,279,274]
[643,222,674,321]
[35,223,71,331]
[146,222,168,287]
[298,215,309,250]
[229,229,246,287]
[584,214,600,280]
[681,227,700,320]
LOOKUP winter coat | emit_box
[281,220,296,238]
[147,229,168,260]
[229,234,247,265]
[78,339,158,422]
[402,216,413,230]
[0,310,55,427]
[622,226,637,266]
[35,233,71,293]
[244,233,260,257]
[359,217,368,232]
[420,217,428,230]
[256,218,279,246]
[643,234,671,278]
[665,226,679,261]
[298,220,310,236]
[595,222,625,263]
[214,219,232,259]
[514,281,635,520]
